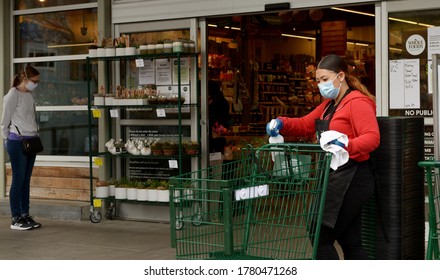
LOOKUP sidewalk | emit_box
[0,215,176,260]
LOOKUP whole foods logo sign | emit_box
[406,34,426,56]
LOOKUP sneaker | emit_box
[22,214,42,229]
[10,217,33,231]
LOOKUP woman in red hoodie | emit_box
[267,54,380,259]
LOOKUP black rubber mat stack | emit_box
[362,117,425,259]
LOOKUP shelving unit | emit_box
[86,52,200,223]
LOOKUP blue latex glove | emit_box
[327,139,346,149]
[266,119,283,137]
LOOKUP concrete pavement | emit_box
[0,215,176,260]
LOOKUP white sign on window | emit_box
[389,59,420,109]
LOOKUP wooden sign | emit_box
[321,21,347,56]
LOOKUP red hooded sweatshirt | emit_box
[278,90,380,162]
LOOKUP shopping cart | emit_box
[418,160,440,260]
[170,143,332,260]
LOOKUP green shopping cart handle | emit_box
[418,160,440,168]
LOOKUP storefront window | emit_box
[14,60,92,106]
[13,61,97,156]
[13,2,98,157]
[37,111,98,156]
[15,0,96,10]
[388,9,440,118]
[207,5,375,140]
[15,8,97,57]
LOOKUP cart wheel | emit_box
[191,214,203,226]
[90,210,102,223]
[175,220,184,230]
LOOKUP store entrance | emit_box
[206,5,375,144]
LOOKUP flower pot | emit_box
[157,190,170,202]
[147,189,158,202]
[126,187,137,200]
[147,44,155,54]
[116,47,125,56]
[97,48,106,57]
[137,189,148,201]
[94,96,104,106]
[95,186,109,198]
[163,149,177,156]
[163,43,173,53]
[139,45,148,55]
[115,187,127,199]
[105,48,116,57]
[151,148,163,156]
[88,49,97,57]
[105,96,114,106]
[155,44,164,54]
[125,47,136,56]
[172,41,183,53]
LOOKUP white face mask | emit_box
[25,81,38,91]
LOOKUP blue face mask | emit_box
[318,74,342,99]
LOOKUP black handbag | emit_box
[22,136,44,154]
[15,125,44,154]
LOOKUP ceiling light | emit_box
[281,33,316,40]
[331,6,434,27]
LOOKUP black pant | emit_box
[316,163,375,260]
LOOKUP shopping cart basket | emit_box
[418,160,440,260]
[170,143,332,260]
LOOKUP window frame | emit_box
[11,1,98,162]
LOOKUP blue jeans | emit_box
[6,139,36,218]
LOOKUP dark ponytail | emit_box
[12,64,39,88]
[317,54,375,101]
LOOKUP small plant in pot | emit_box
[162,141,178,156]
[95,180,109,198]
[157,180,170,202]
[150,141,163,156]
[114,177,129,200]
[136,181,149,201]
[182,140,199,155]
[146,179,159,202]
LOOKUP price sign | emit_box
[169,159,178,169]
[94,157,103,166]
[92,109,101,118]
[156,108,166,117]
[110,109,119,118]
[135,59,144,68]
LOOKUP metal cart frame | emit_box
[418,160,440,260]
[170,143,331,260]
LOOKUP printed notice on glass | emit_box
[172,57,190,85]
[389,59,420,109]
[428,26,440,58]
[139,59,155,85]
[155,58,172,85]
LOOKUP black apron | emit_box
[315,89,358,228]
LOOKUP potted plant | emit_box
[157,180,170,202]
[136,181,149,201]
[147,179,159,202]
[163,39,173,53]
[95,180,109,198]
[126,180,138,200]
[162,140,178,156]
[115,36,126,56]
[155,40,164,54]
[182,140,199,155]
[115,177,128,200]
[146,41,156,55]
[151,141,163,156]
